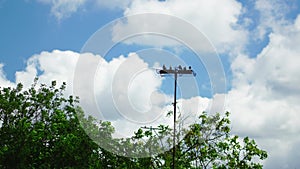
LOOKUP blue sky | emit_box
[0,0,296,86]
[1,0,300,168]
[0,0,299,79]
[0,0,268,96]
[0,0,221,97]
[0,0,122,80]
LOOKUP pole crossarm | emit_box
[157,65,196,76]
[141,126,160,130]
[156,64,196,169]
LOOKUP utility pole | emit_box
[157,65,196,169]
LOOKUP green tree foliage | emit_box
[134,112,268,168]
[0,80,267,168]
[0,79,105,168]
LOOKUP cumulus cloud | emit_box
[253,0,293,39]
[91,53,168,123]
[14,50,79,91]
[37,0,87,20]
[35,0,248,54]
[227,14,300,169]
[35,0,132,20]
[0,50,211,139]
[112,0,247,53]
[0,50,80,91]
[73,51,211,137]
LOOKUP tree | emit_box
[0,79,106,168]
[133,112,268,169]
[0,79,154,168]
[0,80,267,168]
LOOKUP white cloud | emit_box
[227,14,300,169]
[35,0,248,54]
[112,0,247,53]
[0,50,211,140]
[14,50,79,92]
[1,50,80,90]
[79,52,211,138]
[92,52,168,123]
[36,0,132,20]
[253,0,293,40]
[37,0,87,20]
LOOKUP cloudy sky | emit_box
[1,0,300,168]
